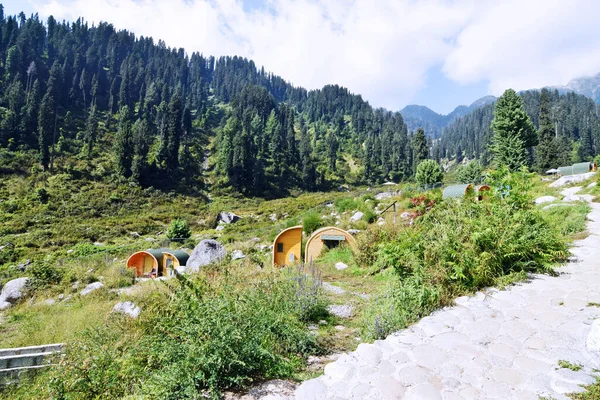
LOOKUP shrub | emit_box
[29,261,64,290]
[35,187,49,204]
[415,160,444,185]
[45,270,324,399]
[167,219,192,242]
[456,161,483,183]
[334,197,359,213]
[303,211,322,235]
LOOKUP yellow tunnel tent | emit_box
[304,227,357,263]
[272,226,303,267]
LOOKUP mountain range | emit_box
[401,73,600,138]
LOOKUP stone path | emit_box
[296,199,600,400]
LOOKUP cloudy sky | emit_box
[5,0,600,114]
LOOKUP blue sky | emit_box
[5,0,600,115]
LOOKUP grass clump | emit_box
[558,360,583,372]
[14,266,325,399]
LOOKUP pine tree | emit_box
[166,90,183,172]
[412,128,428,171]
[299,124,316,189]
[326,131,339,171]
[490,89,536,171]
[114,106,133,177]
[536,89,558,172]
[83,105,98,157]
[38,88,55,171]
[131,117,150,183]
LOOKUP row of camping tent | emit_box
[554,162,597,177]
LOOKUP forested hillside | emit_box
[437,90,600,167]
[0,8,435,197]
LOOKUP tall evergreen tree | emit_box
[412,128,428,171]
[114,106,133,177]
[166,90,183,172]
[536,89,558,172]
[83,104,98,157]
[490,89,536,171]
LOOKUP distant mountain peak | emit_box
[400,95,497,139]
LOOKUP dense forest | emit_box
[0,8,437,197]
[437,89,600,167]
[1,7,599,198]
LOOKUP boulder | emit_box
[401,211,411,219]
[231,250,245,260]
[270,213,278,221]
[535,196,557,205]
[215,225,225,231]
[347,229,361,235]
[0,277,30,310]
[186,239,227,272]
[327,304,353,318]
[588,182,597,189]
[129,231,140,238]
[112,301,141,318]
[349,211,364,222]
[80,282,104,296]
[375,192,393,200]
[218,211,240,224]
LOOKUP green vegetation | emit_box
[358,169,572,340]
[570,376,600,399]
[558,360,583,372]
[415,159,444,185]
[167,219,192,241]
[6,266,325,399]
[456,160,483,183]
[489,89,537,171]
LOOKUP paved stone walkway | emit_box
[296,200,600,400]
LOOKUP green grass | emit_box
[558,360,583,372]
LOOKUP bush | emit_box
[415,160,444,185]
[167,219,192,242]
[44,270,325,399]
[303,211,322,235]
[334,197,359,213]
[456,161,483,183]
[29,261,64,290]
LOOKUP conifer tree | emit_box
[114,106,133,177]
[536,89,558,172]
[326,131,339,171]
[131,117,150,183]
[412,128,428,171]
[490,89,536,171]
[166,90,183,172]
[83,104,98,157]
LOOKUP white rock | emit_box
[93,242,105,246]
[334,262,348,270]
[42,299,56,306]
[350,211,364,223]
[347,229,361,235]
[535,196,557,205]
[328,304,353,318]
[587,319,600,352]
[112,301,141,318]
[231,250,245,260]
[270,213,278,222]
[401,211,411,219]
[0,277,30,310]
[215,225,225,231]
[80,282,104,296]
[550,172,596,187]
[588,181,597,189]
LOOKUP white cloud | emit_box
[31,0,473,110]
[28,0,600,109]
[443,0,600,95]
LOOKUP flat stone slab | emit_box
[295,203,600,400]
